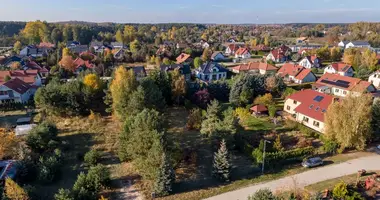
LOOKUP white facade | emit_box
[324,65,354,77]
[369,71,380,88]
[266,52,276,62]
[345,42,371,49]
[235,52,251,59]
[299,58,312,68]
[0,85,32,104]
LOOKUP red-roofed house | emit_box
[299,55,322,68]
[73,58,95,73]
[324,62,354,77]
[252,44,270,52]
[313,73,376,97]
[266,45,291,63]
[234,47,251,59]
[231,62,277,75]
[0,70,42,86]
[0,78,33,104]
[250,104,268,116]
[277,63,317,84]
[176,53,192,64]
[284,89,335,133]
[225,43,245,55]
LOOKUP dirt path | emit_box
[205,155,380,200]
[117,179,143,200]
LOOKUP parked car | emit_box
[302,157,323,168]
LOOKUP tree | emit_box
[316,45,330,61]
[153,153,175,197]
[273,135,284,152]
[254,93,274,107]
[109,66,138,120]
[123,25,136,44]
[343,48,359,66]
[62,47,71,57]
[4,178,29,200]
[192,89,213,109]
[212,139,230,182]
[83,73,102,91]
[115,30,123,43]
[361,49,378,70]
[54,189,73,200]
[171,69,186,105]
[26,122,59,153]
[330,47,342,62]
[332,182,349,199]
[324,94,373,151]
[201,48,212,61]
[59,56,76,72]
[201,100,221,137]
[230,73,266,106]
[21,20,48,44]
[162,57,171,65]
[372,99,380,138]
[264,35,270,46]
[149,69,172,105]
[247,189,277,200]
[193,57,203,69]
[50,28,63,44]
[0,129,19,160]
[315,24,325,32]
[10,62,22,70]
[250,38,257,49]
[14,41,22,53]
[265,76,286,95]
[221,107,237,135]
[130,39,141,53]
[186,108,203,130]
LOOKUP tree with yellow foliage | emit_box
[83,73,102,91]
[0,128,19,160]
[10,62,22,70]
[264,35,270,46]
[13,41,22,53]
[171,69,186,105]
[109,66,138,120]
[250,39,257,49]
[4,178,29,200]
[123,25,136,44]
[62,47,72,57]
[21,20,48,44]
[115,30,123,43]
[343,48,359,66]
[362,49,378,71]
[59,56,76,72]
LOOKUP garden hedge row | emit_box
[265,146,314,164]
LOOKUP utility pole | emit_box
[262,140,271,174]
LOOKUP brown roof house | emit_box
[232,62,277,75]
[277,63,317,84]
[176,53,192,64]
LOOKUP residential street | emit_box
[205,155,380,200]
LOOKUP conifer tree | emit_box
[212,139,230,182]
[154,153,175,197]
[200,100,221,137]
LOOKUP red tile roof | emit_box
[235,47,249,56]
[227,44,244,52]
[176,53,191,64]
[232,62,277,72]
[0,70,39,85]
[315,73,372,92]
[330,62,352,72]
[73,58,94,69]
[252,44,270,51]
[277,63,304,77]
[295,68,314,80]
[24,61,42,70]
[250,104,268,113]
[287,89,334,122]
[37,42,55,48]
[2,78,31,94]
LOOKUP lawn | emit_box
[243,116,275,131]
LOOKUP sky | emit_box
[1,0,380,24]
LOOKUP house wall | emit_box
[0,85,31,104]
[213,54,225,61]
[19,47,29,56]
[346,43,371,49]
[283,98,302,115]
[294,73,316,84]
[324,66,354,77]
[196,72,227,82]
[266,53,275,62]
[295,112,325,133]
[225,47,232,55]
[299,58,312,68]
[368,73,380,88]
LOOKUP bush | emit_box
[38,149,63,183]
[72,164,110,199]
[281,88,297,99]
[248,188,277,200]
[235,107,251,124]
[284,119,298,130]
[268,105,277,118]
[323,140,339,155]
[84,149,101,166]
[54,189,73,200]
[26,122,59,153]
[186,108,202,130]
[265,147,314,165]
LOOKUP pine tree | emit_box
[212,139,230,182]
[154,153,175,197]
[200,100,222,137]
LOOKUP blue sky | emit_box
[1,0,380,23]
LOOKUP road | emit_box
[205,155,380,200]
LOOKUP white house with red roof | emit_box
[234,47,251,59]
[277,63,317,84]
[225,43,245,55]
[266,45,291,63]
[313,73,376,97]
[0,70,42,87]
[324,62,354,77]
[231,62,277,75]
[284,89,335,133]
[0,78,33,104]
[368,70,380,88]
[299,55,322,68]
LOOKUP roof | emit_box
[23,61,42,70]
[125,66,147,77]
[305,55,319,64]
[37,42,55,48]
[269,45,290,59]
[295,68,314,80]
[340,41,349,45]
[0,70,39,84]
[198,62,228,74]
[160,64,191,74]
[227,43,244,51]
[252,44,270,51]
[349,41,370,46]
[250,104,268,113]
[15,124,37,136]
[2,78,31,94]
[315,73,372,92]
[277,63,304,77]
[211,51,224,59]
[329,62,352,72]
[176,53,191,64]
[235,47,249,56]
[287,89,334,122]
[232,62,277,72]
[73,58,94,69]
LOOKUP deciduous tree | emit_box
[193,57,203,69]
[4,178,29,200]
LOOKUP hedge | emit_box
[265,146,314,165]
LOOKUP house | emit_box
[160,64,191,81]
[266,45,291,63]
[277,63,317,84]
[0,78,33,104]
[313,73,376,97]
[156,44,172,57]
[338,41,349,48]
[235,47,251,59]
[73,58,95,73]
[125,66,147,80]
[3,56,26,68]
[296,37,309,44]
[225,43,245,55]
[112,48,125,61]
[231,62,277,75]
[369,70,380,88]
[22,61,49,81]
[284,89,334,133]
[19,45,49,57]
[68,45,88,54]
[176,43,188,49]
[345,41,371,49]
[211,52,225,61]
[252,44,271,52]
[37,42,55,49]
[67,41,81,47]
[250,104,268,116]
[299,55,322,68]
[176,53,192,64]
[200,39,210,49]
[0,70,42,87]
[111,42,125,49]
[195,62,228,82]
[324,62,354,77]
[298,49,310,56]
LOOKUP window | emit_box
[322,109,326,113]
[287,106,291,110]
[293,100,297,104]
[315,106,320,111]
[303,117,309,122]
[0,91,8,95]
[309,104,314,109]
[313,121,320,127]
[335,89,339,93]
[343,91,347,95]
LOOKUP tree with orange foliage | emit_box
[0,128,20,160]
[4,178,29,200]
[10,62,22,70]
[59,56,76,72]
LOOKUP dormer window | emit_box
[309,104,314,109]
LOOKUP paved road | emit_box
[205,155,380,200]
